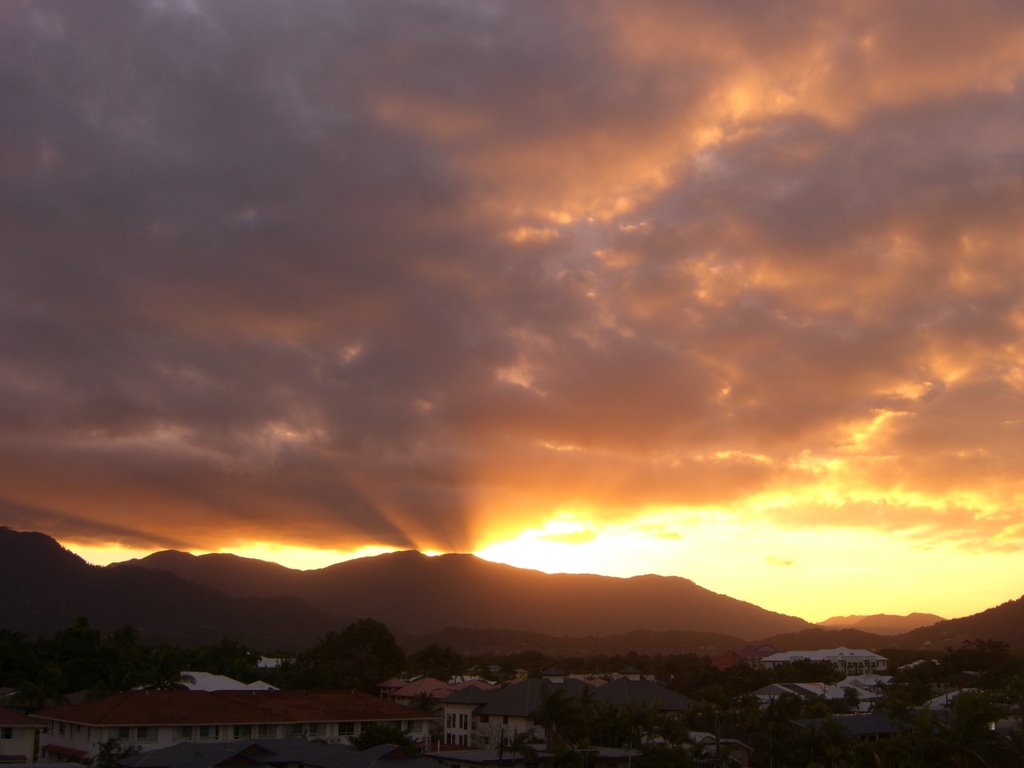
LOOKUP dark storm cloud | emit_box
[3,0,1024,554]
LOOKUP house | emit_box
[687,732,753,767]
[759,647,888,675]
[924,687,978,712]
[711,645,777,671]
[0,707,44,764]
[442,679,587,748]
[33,689,437,761]
[752,673,890,713]
[588,678,693,714]
[426,747,553,768]
[793,713,903,741]
[382,679,450,708]
[120,739,439,768]
[178,673,277,692]
[380,680,496,710]
[751,682,826,707]
[440,678,695,749]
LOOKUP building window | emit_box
[136,726,156,742]
[198,725,218,740]
[288,724,304,738]
[338,722,356,737]
[0,728,12,740]
[307,723,324,738]
[116,727,130,741]
[256,725,276,738]
[233,726,252,740]
[479,715,489,724]
[173,726,192,741]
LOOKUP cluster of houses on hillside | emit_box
[0,647,898,768]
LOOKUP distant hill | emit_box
[757,626,892,652]
[128,547,812,640]
[895,595,1024,650]
[817,612,944,635]
[0,527,342,650]
[760,599,1024,653]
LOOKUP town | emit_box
[2,619,1022,768]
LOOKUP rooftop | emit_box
[34,690,435,727]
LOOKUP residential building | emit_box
[0,707,43,764]
[440,678,695,749]
[33,689,437,762]
[380,679,497,709]
[178,672,277,692]
[426,747,552,768]
[793,713,904,741]
[751,682,828,707]
[752,674,891,712]
[687,732,753,767]
[759,647,888,675]
[711,645,777,671]
[120,739,439,768]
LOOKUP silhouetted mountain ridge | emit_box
[0,527,343,649]
[758,597,1024,651]
[7,528,1024,653]
[130,546,811,639]
[817,612,944,634]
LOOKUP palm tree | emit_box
[14,662,67,710]
[938,690,1012,767]
[141,646,195,690]
[531,688,579,751]
[503,730,538,767]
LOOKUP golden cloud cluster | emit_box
[1,0,1024,598]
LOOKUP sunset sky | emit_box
[3,0,1024,623]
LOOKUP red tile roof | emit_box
[0,706,42,727]
[391,678,449,698]
[34,690,435,727]
[43,744,89,758]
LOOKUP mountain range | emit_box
[126,547,811,639]
[3,527,1023,654]
[817,613,945,635]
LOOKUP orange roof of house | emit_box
[43,744,89,758]
[34,689,435,727]
[391,677,450,698]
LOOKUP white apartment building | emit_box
[759,647,889,675]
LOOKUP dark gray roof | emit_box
[118,740,436,768]
[425,749,553,765]
[589,679,695,712]
[440,687,493,706]
[477,680,589,718]
[794,713,903,737]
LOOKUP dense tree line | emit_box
[0,620,263,705]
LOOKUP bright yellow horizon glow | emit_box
[473,510,1024,624]
[65,513,1024,626]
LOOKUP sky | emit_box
[3,0,1024,623]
